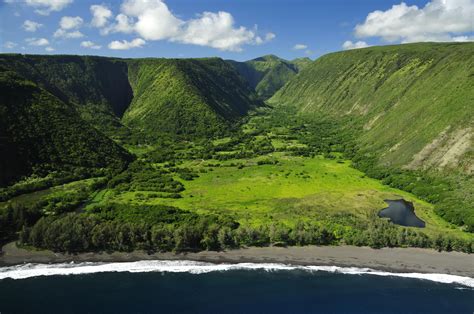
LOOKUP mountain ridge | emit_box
[270,42,474,174]
[227,54,311,99]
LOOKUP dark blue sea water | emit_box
[0,269,473,314]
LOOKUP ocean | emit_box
[0,261,473,314]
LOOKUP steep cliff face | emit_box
[270,43,474,174]
[0,70,132,186]
[0,54,133,135]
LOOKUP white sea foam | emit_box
[0,260,472,288]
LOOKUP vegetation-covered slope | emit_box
[271,43,474,174]
[0,54,263,139]
[124,58,262,138]
[228,55,311,99]
[0,70,132,186]
[0,54,133,135]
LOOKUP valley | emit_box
[0,42,473,255]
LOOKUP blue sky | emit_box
[1,0,472,61]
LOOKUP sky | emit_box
[0,0,473,61]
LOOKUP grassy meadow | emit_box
[84,112,472,241]
[2,107,473,252]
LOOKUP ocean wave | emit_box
[0,260,473,287]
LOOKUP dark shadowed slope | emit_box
[0,54,133,135]
[0,70,132,186]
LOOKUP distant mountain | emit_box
[228,55,312,99]
[270,42,474,174]
[290,57,312,71]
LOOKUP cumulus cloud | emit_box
[293,44,307,50]
[6,0,73,15]
[54,16,84,38]
[342,40,370,50]
[59,16,83,30]
[25,37,50,46]
[108,38,145,50]
[3,41,17,49]
[81,40,102,49]
[94,0,274,51]
[23,20,43,32]
[112,14,135,33]
[174,11,261,51]
[90,5,112,28]
[45,46,55,51]
[355,0,474,43]
[252,32,275,45]
[54,29,84,38]
[121,0,182,40]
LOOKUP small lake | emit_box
[378,199,425,228]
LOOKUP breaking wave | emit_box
[0,260,472,288]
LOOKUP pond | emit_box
[378,199,425,228]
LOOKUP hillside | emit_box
[270,43,474,174]
[124,58,261,138]
[228,55,311,99]
[0,54,263,184]
[0,47,473,254]
[0,70,132,186]
[0,54,133,135]
[0,54,262,140]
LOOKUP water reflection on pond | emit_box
[378,199,425,228]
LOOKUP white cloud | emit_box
[113,14,135,33]
[3,41,17,49]
[90,4,112,28]
[23,20,43,32]
[45,46,55,51]
[6,0,73,15]
[59,16,83,30]
[452,35,474,42]
[121,0,181,40]
[54,16,84,38]
[355,0,474,43]
[293,44,307,50]
[25,37,50,46]
[251,32,275,45]
[265,33,276,41]
[81,40,102,49]
[342,40,370,50]
[54,29,84,38]
[98,0,274,51]
[108,38,145,50]
[173,11,259,51]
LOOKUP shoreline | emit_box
[1,242,473,277]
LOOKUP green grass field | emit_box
[89,151,470,240]
[4,108,473,252]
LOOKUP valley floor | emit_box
[1,107,472,254]
[1,242,473,277]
